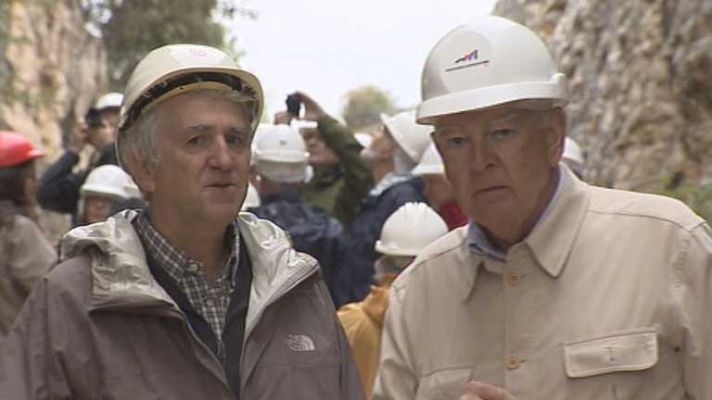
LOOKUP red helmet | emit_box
[0,131,45,168]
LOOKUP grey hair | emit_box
[117,88,257,169]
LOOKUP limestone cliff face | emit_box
[0,0,107,161]
[0,0,108,240]
[494,0,712,190]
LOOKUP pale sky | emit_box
[226,0,497,119]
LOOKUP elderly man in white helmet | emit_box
[374,16,712,400]
[0,44,363,400]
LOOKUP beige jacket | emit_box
[0,212,55,336]
[0,211,364,399]
[374,166,712,400]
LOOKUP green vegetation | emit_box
[83,0,253,90]
[341,85,398,131]
[652,172,712,223]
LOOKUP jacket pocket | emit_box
[415,367,472,400]
[564,328,658,378]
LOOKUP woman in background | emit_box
[0,131,56,337]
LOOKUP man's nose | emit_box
[469,140,493,173]
[209,136,237,169]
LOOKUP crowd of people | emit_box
[0,15,710,400]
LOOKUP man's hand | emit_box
[292,91,325,122]
[273,111,294,125]
[460,381,516,400]
[68,123,88,154]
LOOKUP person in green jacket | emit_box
[276,91,373,226]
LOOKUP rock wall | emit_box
[494,0,712,190]
[0,0,108,240]
[1,0,107,157]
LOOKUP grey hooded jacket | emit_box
[0,211,364,399]
[0,209,56,337]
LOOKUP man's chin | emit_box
[200,206,240,225]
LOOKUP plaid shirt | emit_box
[134,212,239,360]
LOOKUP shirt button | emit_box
[505,271,521,286]
[505,355,520,370]
[188,263,200,273]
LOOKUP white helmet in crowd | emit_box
[94,92,124,111]
[412,142,445,176]
[354,132,373,149]
[291,120,318,131]
[417,16,567,124]
[380,111,432,163]
[375,202,448,257]
[563,137,583,165]
[253,124,309,183]
[562,137,584,177]
[251,123,272,157]
[80,165,139,200]
[117,44,264,165]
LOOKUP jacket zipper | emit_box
[163,306,232,393]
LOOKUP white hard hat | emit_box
[417,16,567,124]
[412,142,445,176]
[80,165,138,200]
[253,124,309,183]
[354,132,373,149]
[375,202,448,257]
[251,123,271,161]
[380,111,432,163]
[292,120,319,131]
[241,183,260,210]
[253,124,307,163]
[94,92,124,111]
[118,44,263,133]
[563,137,584,165]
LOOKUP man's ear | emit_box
[124,149,156,196]
[546,108,567,166]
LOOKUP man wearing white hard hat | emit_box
[275,91,374,227]
[338,202,448,398]
[248,124,345,304]
[37,92,124,221]
[77,164,141,225]
[1,44,363,399]
[336,111,430,306]
[374,16,712,399]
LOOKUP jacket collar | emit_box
[60,210,319,318]
[522,164,589,278]
[235,212,319,337]
[308,165,342,187]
